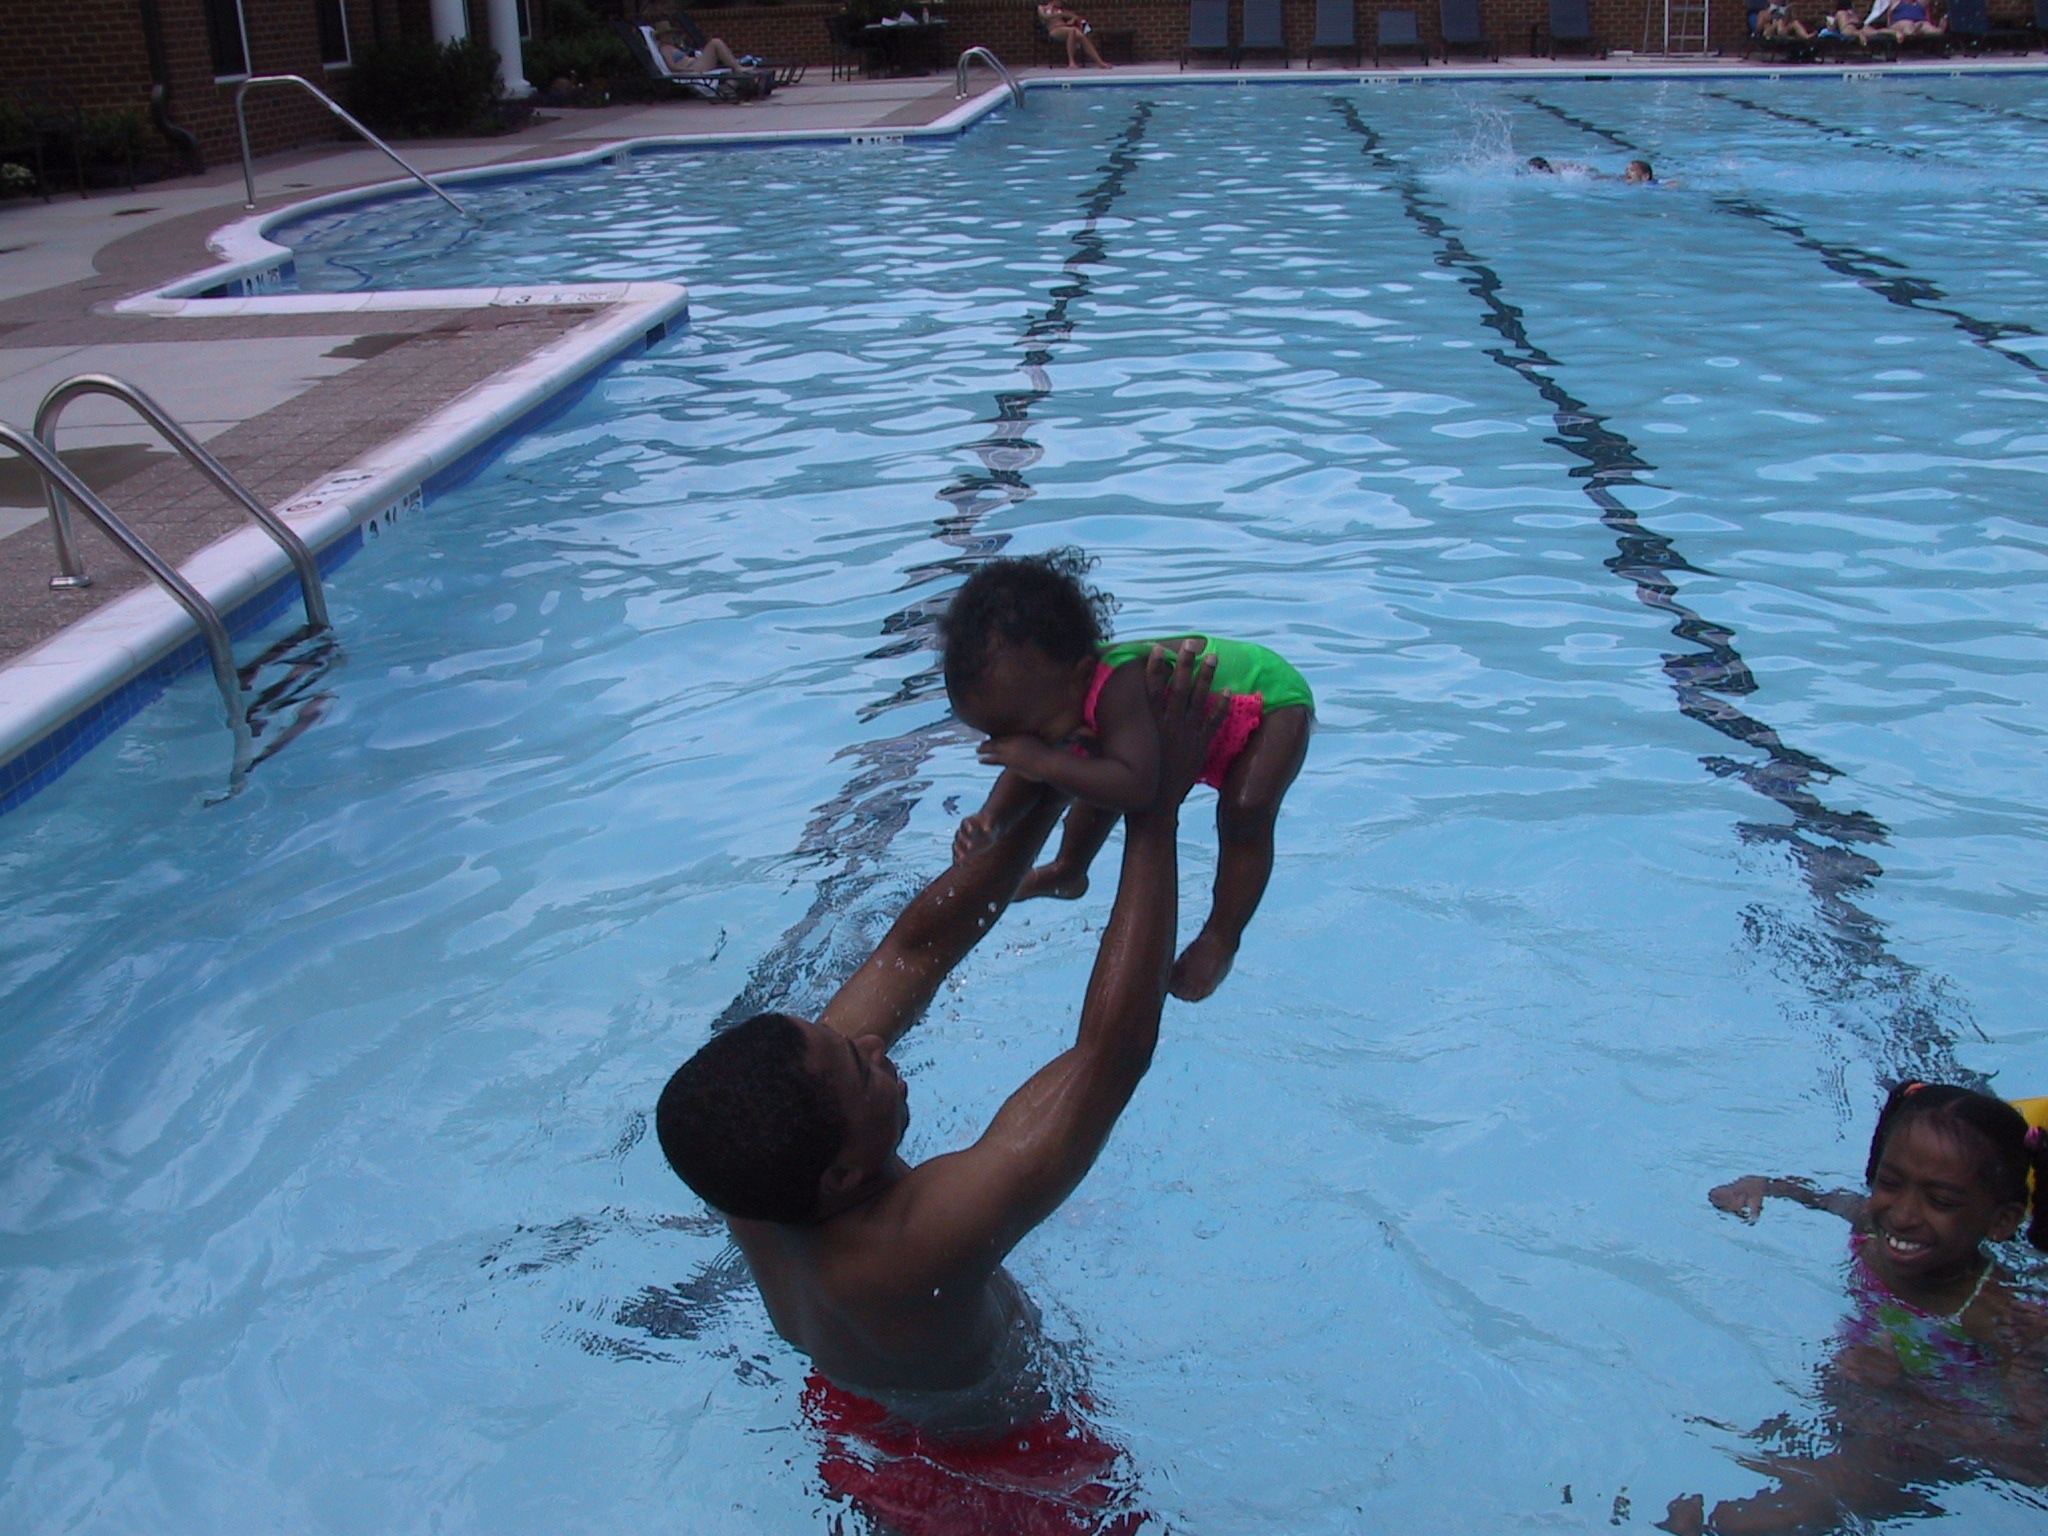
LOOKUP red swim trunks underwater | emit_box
[804,1373,1146,1536]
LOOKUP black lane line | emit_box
[1912,90,2048,131]
[575,105,1160,1360]
[1333,95,1971,1084]
[712,101,1156,1032]
[1702,88,1935,161]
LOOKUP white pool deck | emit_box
[0,55,2042,808]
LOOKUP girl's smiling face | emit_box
[1864,1118,2026,1291]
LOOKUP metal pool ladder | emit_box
[15,374,339,773]
[234,74,474,219]
[956,48,1025,109]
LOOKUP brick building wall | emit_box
[0,0,384,170]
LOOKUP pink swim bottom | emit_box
[1200,691,1265,789]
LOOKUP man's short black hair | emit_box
[939,548,1116,698]
[656,1013,848,1223]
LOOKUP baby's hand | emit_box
[977,734,1058,779]
[953,811,998,864]
[1709,1177,1767,1224]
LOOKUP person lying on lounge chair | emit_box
[656,26,747,72]
[1878,0,1944,32]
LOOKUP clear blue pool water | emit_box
[7,77,2048,1531]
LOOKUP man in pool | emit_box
[655,644,1218,1437]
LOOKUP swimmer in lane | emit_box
[1661,1083,2048,1535]
[1526,156,1657,183]
[943,550,1313,1001]
[657,645,1217,1453]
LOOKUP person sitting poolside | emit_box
[656,642,1219,1442]
[1038,1,1112,67]
[1754,0,1813,38]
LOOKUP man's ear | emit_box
[819,1160,866,1203]
[1987,1200,2026,1245]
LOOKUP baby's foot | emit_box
[1169,931,1237,1001]
[1018,864,1089,901]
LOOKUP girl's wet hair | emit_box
[1866,1081,2048,1250]
[939,548,1117,697]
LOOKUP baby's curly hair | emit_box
[939,549,1117,698]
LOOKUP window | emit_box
[205,0,250,80]
[315,0,352,66]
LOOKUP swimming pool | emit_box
[6,74,2048,1531]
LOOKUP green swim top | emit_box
[1097,635,1314,712]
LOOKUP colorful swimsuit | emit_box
[1840,1235,2003,1412]
[1085,636,1314,790]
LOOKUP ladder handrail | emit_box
[235,74,474,220]
[35,374,331,632]
[0,423,251,754]
[956,48,1025,109]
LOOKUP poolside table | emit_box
[860,18,950,76]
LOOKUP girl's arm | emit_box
[977,664,1161,812]
[1710,1175,1867,1226]
[954,768,1048,864]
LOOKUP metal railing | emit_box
[955,48,1025,108]
[234,74,473,219]
[36,374,331,635]
[2,423,252,761]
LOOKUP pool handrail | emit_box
[0,421,251,751]
[234,75,473,220]
[35,374,331,634]
[955,48,1024,109]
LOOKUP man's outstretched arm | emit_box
[885,643,1219,1278]
[817,779,1067,1048]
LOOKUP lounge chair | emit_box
[1310,0,1362,63]
[1241,0,1291,64]
[1375,8,1431,62]
[1183,0,1237,66]
[1438,0,1498,59]
[1540,0,1608,56]
[631,25,773,101]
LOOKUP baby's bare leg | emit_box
[1170,705,1311,1001]
[1018,802,1118,900]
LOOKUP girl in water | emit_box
[1662,1082,2048,1535]
[940,550,1311,1001]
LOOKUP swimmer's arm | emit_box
[1709,1176,1866,1225]
[820,783,1067,1048]
[977,664,1159,812]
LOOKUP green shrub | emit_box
[525,29,639,89]
[349,36,504,136]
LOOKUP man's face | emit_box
[1863,1118,2021,1287]
[800,1018,910,1174]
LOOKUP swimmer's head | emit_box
[658,1013,909,1223]
[1624,160,1655,183]
[1526,156,1554,173]
[1864,1082,2048,1260]
[941,549,1116,742]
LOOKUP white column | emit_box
[429,0,468,45]
[486,0,533,96]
